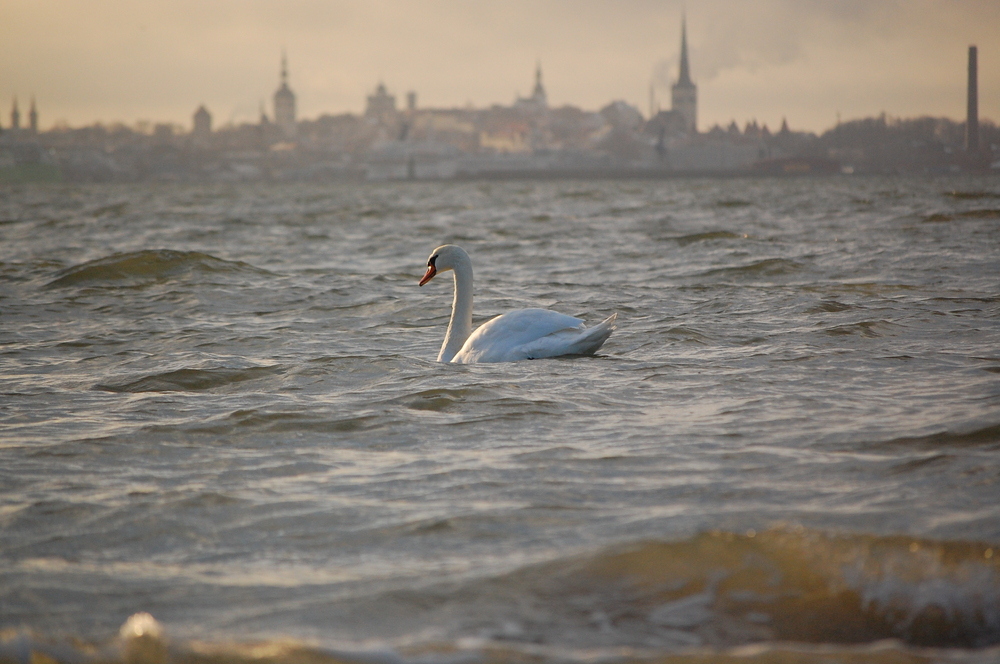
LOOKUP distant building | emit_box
[600,101,644,131]
[192,105,212,143]
[514,64,548,114]
[153,123,174,145]
[28,98,38,134]
[10,98,20,131]
[273,52,297,138]
[643,108,690,147]
[670,16,697,134]
[365,83,397,126]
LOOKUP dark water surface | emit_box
[1,177,1000,663]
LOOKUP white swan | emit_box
[418,244,617,363]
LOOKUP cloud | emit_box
[656,0,899,86]
[653,0,998,89]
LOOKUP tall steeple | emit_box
[670,14,697,134]
[677,15,693,88]
[273,49,297,138]
[532,61,547,106]
[10,97,20,130]
[29,97,38,134]
[514,62,548,114]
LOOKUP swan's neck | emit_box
[438,259,473,362]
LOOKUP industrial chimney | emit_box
[966,45,979,154]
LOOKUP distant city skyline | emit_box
[2,0,999,134]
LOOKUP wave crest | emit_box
[2,529,998,664]
[454,529,1000,651]
[48,250,271,288]
[96,366,282,393]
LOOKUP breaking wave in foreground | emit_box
[4,529,1000,664]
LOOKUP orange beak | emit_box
[418,265,437,286]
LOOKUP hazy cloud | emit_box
[656,0,904,85]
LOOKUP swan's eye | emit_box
[428,255,438,268]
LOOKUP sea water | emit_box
[1,176,999,663]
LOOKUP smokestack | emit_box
[966,45,979,154]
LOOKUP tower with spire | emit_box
[28,97,38,134]
[531,62,547,108]
[514,62,548,115]
[671,15,697,134]
[10,97,21,131]
[273,51,297,138]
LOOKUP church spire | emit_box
[677,14,693,88]
[670,13,697,134]
[529,61,547,108]
[29,97,38,133]
[273,50,296,138]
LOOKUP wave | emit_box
[807,300,852,313]
[4,529,998,664]
[218,408,389,434]
[822,320,898,338]
[672,230,745,245]
[87,201,129,217]
[944,190,1000,200]
[96,365,283,393]
[461,528,1000,651]
[661,326,711,344]
[924,209,1000,222]
[700,258,804,279]
[878,422,1000,450]
[47,250,273,288]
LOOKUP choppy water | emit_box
[2,176,1000,664]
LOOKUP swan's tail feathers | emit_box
[567,312,618,357]
[582,313,618,355]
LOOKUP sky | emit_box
[2,0,999,135]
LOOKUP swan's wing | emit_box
[516,312,617,360]
[452,308,583,363]
[453,310,617,363]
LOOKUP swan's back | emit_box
[452,309,617,364]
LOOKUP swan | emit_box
[418,244,617,363]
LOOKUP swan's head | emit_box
[419,244,468,286]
